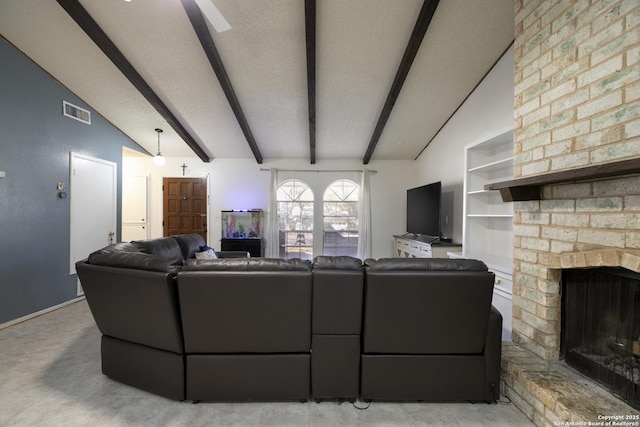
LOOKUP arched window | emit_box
[277,179,314,260]
[323,179,359,257]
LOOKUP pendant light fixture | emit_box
[153,128,165,166]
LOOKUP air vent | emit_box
[62,100,91,125]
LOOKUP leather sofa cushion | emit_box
[247,258,311,271]
[364,258,488,271]
[91,242,139,255]
[178,271,312,353]
[88,251,183,273]
[363,270,494,354]
[133,237,184,259]
[184,258,249,270]
[184,258,311,271]
[313,255,363,270]
[171,233,205,259]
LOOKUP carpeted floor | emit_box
[0,300,534,426]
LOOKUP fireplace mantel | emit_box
[485,157,640,202]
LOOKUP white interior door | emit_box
[69,153,117,285]
[121,175,149,242]
[122,224,148,242]
[122,176,148,223]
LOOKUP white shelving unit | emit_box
[461,127,514,341]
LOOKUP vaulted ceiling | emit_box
[0,0,514,164]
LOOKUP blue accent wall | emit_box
[0,38,146,324]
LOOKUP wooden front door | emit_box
[163,177,207,241]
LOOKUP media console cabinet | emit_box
[393,235,461,259]
[220,238,264,257]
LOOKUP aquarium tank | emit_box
[221,210,263,239]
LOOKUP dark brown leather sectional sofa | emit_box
[76,234,502,403]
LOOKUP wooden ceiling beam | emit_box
[305,0,317,165]
[181,0,263,164]
[56,0,211,162]
[362,0,440,165]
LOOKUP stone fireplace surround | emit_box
[498,174,640,424]
[506,0,640,424]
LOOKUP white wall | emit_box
[123,155,415,258]
[413,45,515,243]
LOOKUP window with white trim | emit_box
[323,179,359,257]
[277,179,314,260]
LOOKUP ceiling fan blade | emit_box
[193,0,231,32]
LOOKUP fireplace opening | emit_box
[561,267,640,409]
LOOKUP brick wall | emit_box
[513,0,640,360]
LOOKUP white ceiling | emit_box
[0,0,514,163]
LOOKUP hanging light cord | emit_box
[155,128,163,155]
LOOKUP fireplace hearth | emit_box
[562,267,640,410]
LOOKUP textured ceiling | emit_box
[0,0,514,163]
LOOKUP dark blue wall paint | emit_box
[0,39,146,324]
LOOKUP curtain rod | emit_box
[259,168,377,173]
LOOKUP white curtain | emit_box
[357,169,372,260]
[265,168,279,258]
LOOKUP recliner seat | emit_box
[360,258,502,402]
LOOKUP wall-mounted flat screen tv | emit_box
[406,181,441,238]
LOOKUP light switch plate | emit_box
[0,171,5,178]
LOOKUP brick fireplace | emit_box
[500,174,640,425]
[510,177,640,361]
[501,0,640,425]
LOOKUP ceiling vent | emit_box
[62,100,91,125]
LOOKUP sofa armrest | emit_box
[484,305,503,402]
[75,261,184,353]
[87,251,183,273]
[312,269,363,334]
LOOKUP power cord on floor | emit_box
[336,397,511,409]
[352,400,372,410]
[331,398,371,410]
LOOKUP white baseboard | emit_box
[0,296,86,330]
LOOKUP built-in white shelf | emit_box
[461,128,514,342]
[467,156,514,173]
